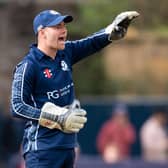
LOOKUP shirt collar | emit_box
[29,43,64,60]
[29,43,46,60]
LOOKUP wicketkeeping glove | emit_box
[39,100,87,133]
[105,11,140,41]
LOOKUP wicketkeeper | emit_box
[10,9,139,168]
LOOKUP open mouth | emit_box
[58,36,66,42]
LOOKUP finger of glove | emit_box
[111,26,126,40]
[115,11,139,28]
[67,128,80,133]
[116,11,139,21]
[71,123,84,129]
[73,109,87,116]
[118,18,131,29]
[72,115,87,124]
[127,12,140,20]
[63,127,80,133]
[114,26,126,33]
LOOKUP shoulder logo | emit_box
[43,68,52,78]
[61,60,69,71]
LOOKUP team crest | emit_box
[61,60,69,71]
[43,68,52,78]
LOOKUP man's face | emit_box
[42,22,67,50]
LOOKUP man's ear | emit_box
[39,29,47,39]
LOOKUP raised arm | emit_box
[66,29,111,65]
[66,11,139,65]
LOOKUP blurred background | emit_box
[0,0,168,167]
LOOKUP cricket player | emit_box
[10,9,139,168]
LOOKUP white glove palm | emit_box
[39,101,87,133]
[105,11,140,41]
[63,108,87,133]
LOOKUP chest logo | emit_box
[43,68,52,78]
[61,60,69,71]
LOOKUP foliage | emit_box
[131,0,168,28]
[69,0,168,96]
[69,0,132,36]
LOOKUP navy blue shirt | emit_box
[11,29,111,154]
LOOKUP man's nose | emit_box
[62,26,67,33]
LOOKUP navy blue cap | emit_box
[33,10,73,34]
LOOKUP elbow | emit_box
[11,109,19,118]
[10,103,22,119]
[10,98,26,119]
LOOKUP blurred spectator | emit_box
[140,107,168,161]
[96,104,136,164]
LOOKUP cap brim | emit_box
[63,15,73,23]
[47,15,73,27]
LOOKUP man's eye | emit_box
[56,25,61,28]
[56,24,66,29]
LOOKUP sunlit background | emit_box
[0,0,168,167]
